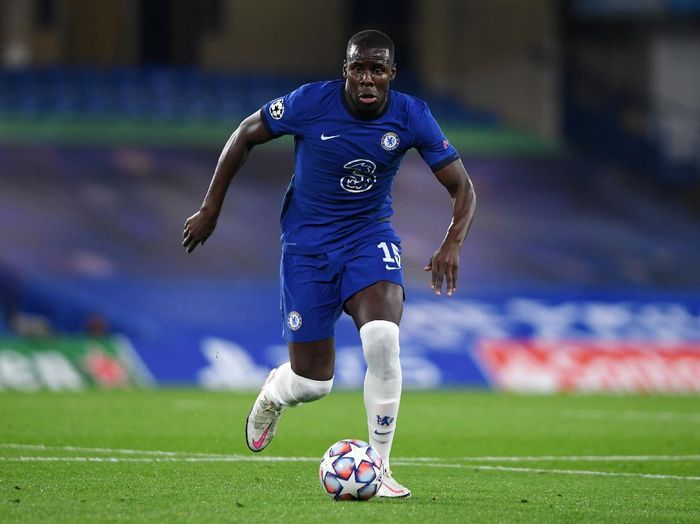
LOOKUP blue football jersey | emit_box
[260,79,459,254]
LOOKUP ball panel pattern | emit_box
[318,439,385,501]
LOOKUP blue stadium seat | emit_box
[0,66,498,125]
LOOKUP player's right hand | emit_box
[182,208,217,253]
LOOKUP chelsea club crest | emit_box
[380,132,399,151]
[287,311,302,331]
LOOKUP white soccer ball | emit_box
[319,438,384,501]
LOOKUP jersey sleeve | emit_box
[260,84,311,137]
[414,102,460,171]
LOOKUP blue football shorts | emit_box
[280,235,405,342]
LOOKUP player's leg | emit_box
[246,251,340,452]
[346,283,403,466]
[246,338,335,452]
[345,281,410,497]
[342,238,410,497]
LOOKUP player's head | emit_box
[346,29,395,65]
[342,29,396,118]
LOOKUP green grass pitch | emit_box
[1,390,699,523]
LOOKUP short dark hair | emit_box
[346,29,395,63]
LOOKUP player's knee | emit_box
[290,371,333,403]
[360,320,401,380]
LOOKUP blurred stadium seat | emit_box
[0,67,499,126]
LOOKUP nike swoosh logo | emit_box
[251,423,272,450]
[385,265,401,271]
[374,429,393,435]
[320,134,340,141]
[382,482,405,494]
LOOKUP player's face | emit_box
[343,45,396,118]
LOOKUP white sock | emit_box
[264,362,333,407]
[360,320,401,470]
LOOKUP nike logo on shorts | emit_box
[320,133,340,141]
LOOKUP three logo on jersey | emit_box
[341,159,377,193]
[336,134,399,193]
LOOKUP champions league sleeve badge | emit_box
[269,98,285,120]
[380,132,400,151]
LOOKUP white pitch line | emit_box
[0,443,235,458]
[397,461,700,481]
[0,456,315,463]
[404,455,700,463]
[2,455,700,482]
[2,444,700,464]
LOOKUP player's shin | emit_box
[360,320,402,468]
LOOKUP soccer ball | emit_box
[319,438,384,501]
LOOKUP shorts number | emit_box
[378,242,401,270]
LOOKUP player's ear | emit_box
[342,61,348,78]
[390,64,397,81]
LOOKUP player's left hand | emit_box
[424,242,460,296]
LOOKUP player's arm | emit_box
[182,111,273,253]
[424,158,476,296]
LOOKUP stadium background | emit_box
[0,0,699,393]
